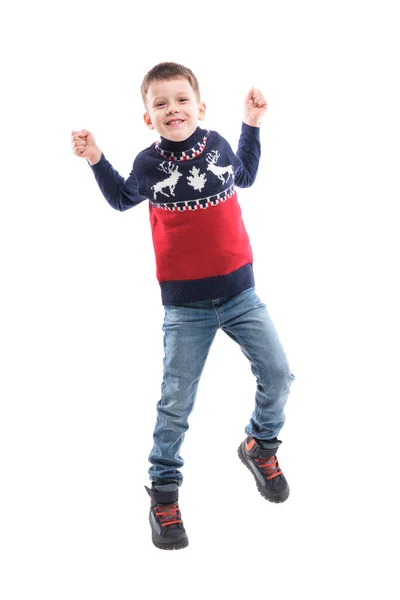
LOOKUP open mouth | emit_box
[166,119,185,126]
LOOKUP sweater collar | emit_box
[156,127,209,161]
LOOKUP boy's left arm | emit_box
[234,88,268,188]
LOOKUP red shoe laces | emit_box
[155,502,182,527]
[255,456,282,480]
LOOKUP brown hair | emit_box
[141,62,201,105]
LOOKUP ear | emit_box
[198,101,207,121]
[143,112,154,130]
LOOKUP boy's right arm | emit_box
[71,129,146,212]
[88,153,146,212]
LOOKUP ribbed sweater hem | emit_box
[159,263,255,305]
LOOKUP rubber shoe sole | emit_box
[238,442,290,503]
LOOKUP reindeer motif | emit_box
[152,162,183,199]
[206,150,234,183]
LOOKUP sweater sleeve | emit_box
[232,123,261,188]
[88,153,147,212]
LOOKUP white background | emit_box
[1,0,399,598]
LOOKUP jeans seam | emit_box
[212,306,221,328]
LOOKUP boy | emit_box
[71,62,295,551]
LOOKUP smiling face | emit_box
[143,77,206,142]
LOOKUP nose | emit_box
[166,102,179,115]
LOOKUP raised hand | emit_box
[71,129,102,165]
[243,88,268,127]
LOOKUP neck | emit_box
[158,127,207,151]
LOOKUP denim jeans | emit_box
[148,286,295,484]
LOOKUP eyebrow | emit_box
[152,91,191,101]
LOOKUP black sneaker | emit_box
[238,437,290,503]
[144,482,189,550]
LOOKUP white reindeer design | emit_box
[206,150,234,183]
[152,162,183,199]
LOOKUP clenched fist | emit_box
[71,129,102,165]
[243,88,268,127]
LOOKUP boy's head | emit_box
[141,62,206,142]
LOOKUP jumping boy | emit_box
[71,62,295,551]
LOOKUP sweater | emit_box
[89,122,261,305]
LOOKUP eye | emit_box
[155,102,165,107]
[178,98,188,103]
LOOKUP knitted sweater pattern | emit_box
[89,123,261,305]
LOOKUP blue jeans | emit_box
[148,286,295,484]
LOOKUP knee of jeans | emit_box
[281,368,295,392]
[270,360,295,390]
[161,372,200,403]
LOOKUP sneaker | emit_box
[238,437,290,503]
[144,482,189,550]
